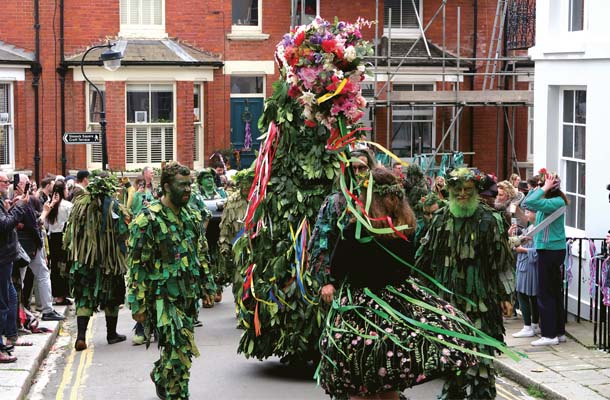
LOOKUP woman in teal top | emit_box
[522,172,568,346]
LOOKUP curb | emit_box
[495,357,567,400]
[15,306,70,400]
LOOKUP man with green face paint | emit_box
[415,167,515,400]
[128,161,211,400]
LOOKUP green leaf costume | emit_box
[127,200,212,399]
[218,189,248,299]
[64,174,130,316]
[415,203,515,399]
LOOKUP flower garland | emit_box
[276,17,373,131]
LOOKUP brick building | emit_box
[0,0,533,182]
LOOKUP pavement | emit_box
[0,305,69,399]
[3,304,610,400]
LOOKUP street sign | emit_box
[63,132,101,144]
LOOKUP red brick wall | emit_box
[2,0,529,178]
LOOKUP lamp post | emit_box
[80,43,123,170]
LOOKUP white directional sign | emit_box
[63,132,101,144]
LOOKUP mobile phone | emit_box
[13,174,18,190]
[511,217,518,226]
[24,182,31,194]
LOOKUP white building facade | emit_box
[530,0,610,316]
[530,0,610,240]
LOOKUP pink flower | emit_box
[386,350,394,357]
[365,338,373,345]
[416,374,427,383]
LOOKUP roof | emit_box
[64,38,223,67]
[0,41,35,64]
[370,38,472,68]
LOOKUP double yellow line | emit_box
[56,315,96,400]
[497,382,524,400]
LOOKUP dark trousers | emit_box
[0,262,12,337]
[517,292,539,326]
[537,249,566,339]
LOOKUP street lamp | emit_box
[80,43,123,170]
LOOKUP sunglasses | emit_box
[0,179,11,184]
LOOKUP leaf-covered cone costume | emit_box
[234,17,374,363]
[415,199,515,399]
[64,175,130,316]
[127,200,211,399]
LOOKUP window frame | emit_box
[85,83,105,169]
[231,0,263,33]
[193,83,205,169]
[0,82,14,169]
[383,0,423,39]
[119,0,167,38]
[527,82,534,162]
[559,87,586,233]
[390,82,435,159]
[125,83,177,169]
[292,0,320,26]
[567,0,585,32]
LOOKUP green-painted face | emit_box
[167,174,192,208]
[448,181,479,218]
[199,173,215,196]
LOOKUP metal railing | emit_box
[563,237,609,350]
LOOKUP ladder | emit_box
[482,0,509,91]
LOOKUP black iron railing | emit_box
[563,237,609,350]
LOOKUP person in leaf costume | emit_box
[187,177,216,309]
[127,162,212,400]
[63,172,130,351]
[233,23,373,364]
[197,168,227,304]
[318,167,484,400]
[415,167,515,400]
[217,168,253,301]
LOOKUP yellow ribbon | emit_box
[317,78,348,104]
[359,140,409,166]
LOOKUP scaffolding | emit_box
[291,0,536,178]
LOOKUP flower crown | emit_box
[363,180,404,198]
[446,168,487,191]
[537,168,560,186]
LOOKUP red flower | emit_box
[304,119,317,128]
[538,168,547,176]
[321,39,337,54]
[287,85,302,98]
[284,47,299,67]
[295,31,305,47]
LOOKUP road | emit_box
[28,287,535,400]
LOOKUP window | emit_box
[391,83,434,158]
[120,0,165,37]
[193,84,204,168]
[561,89,586,231]
[230,76,264,95]
[87,84,105,166]
[125,84,174,167]
[384,0,422,35]
[293,0,319,26]
[0,83,13,168]
[568,0,584,31]
[232,0,260,28]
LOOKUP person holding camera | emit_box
[13,174,64,324]
[0,171,27,362]
[522,171,568,346]
[43,179,73,306]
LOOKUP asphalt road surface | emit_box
[28,287,535,400]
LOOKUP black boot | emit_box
[106,316,127,344]
[75,316,89,351]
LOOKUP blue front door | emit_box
[230,97,263,169]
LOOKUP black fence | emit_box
[564,237,609,350]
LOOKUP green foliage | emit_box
[235,79,343,363]
[526,384,546,398]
